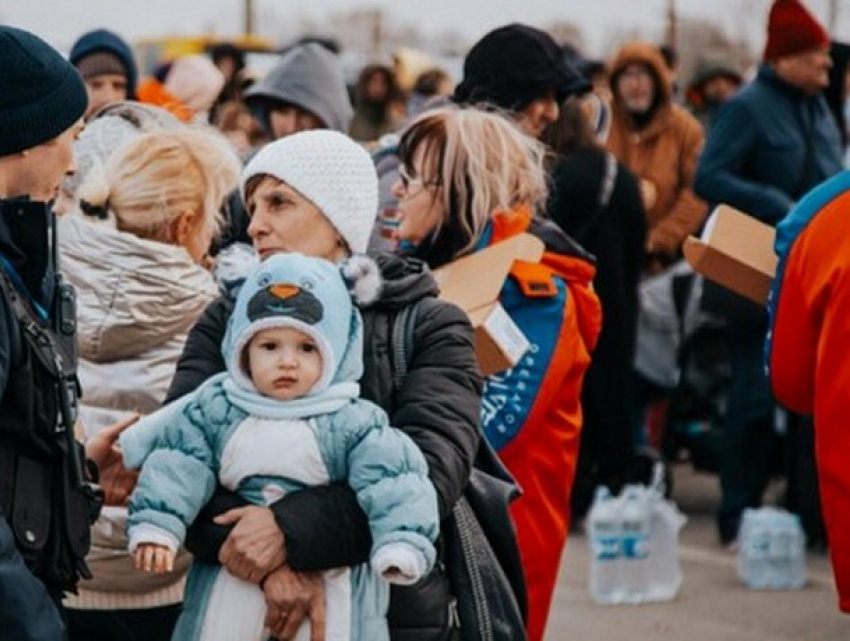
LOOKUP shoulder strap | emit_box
[390,300,420,392]
[599,151,618,210]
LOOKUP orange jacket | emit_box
[136,78,195,123]
[769,170,850,613]
[484,207,601,640]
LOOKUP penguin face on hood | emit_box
[223,253,364,395]
[247,283,324,326]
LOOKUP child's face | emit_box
[247,327,323,401]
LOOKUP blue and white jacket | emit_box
[121,254,439,641]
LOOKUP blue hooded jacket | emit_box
[121,254,439,640]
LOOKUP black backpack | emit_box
[391,302,528,641]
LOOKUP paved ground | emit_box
[544,464,849,640]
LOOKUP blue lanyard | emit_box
[0,254,48,322]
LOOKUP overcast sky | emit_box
[1,0,846,56]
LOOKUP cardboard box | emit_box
[683,204,777,305]
[432,233,545,376]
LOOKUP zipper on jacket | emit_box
[454,500,493,641]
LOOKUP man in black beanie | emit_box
[0,25,126,640]
[453,23,590,139]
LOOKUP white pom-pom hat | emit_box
[241,130,379,255]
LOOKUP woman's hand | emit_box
[85,414,140,506]
[215,506,286,582]
[262,565,325,641]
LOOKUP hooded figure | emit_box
[607,41,708,258]
[245,42,353,138]
[70,28,138,118]
[686,56,744,130]
[120,253,439,641]
[70,28,138,95]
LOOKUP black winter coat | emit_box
[169,253,482,639]
[547,148,646,515]
[0,199,70,635]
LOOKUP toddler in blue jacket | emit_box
[121,253,439,641]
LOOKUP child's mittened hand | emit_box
[134,544,175,573]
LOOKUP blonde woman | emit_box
[59,128,241,641]
[392,106,602,641]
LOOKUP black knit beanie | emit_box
[453,23,590,111]
[0,26,88,157]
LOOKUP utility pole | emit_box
[245,0,255,37]
[666,0,677,50]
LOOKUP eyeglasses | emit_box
[398,165,438,193]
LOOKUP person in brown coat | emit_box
[606,41,708,268]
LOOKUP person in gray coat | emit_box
[245,42,353,140]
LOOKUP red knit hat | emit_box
[764,0,829,61]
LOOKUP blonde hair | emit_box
[76,127,241,243]
[398,106,549,261]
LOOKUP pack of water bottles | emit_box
[736,507,806,590]
[586,465,687,605]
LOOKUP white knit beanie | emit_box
[241,131,378,254]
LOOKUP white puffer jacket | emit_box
[59,214,218,610]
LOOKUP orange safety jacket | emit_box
[481,206,602,641]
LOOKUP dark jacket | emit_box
[0,517,67,641]
[0,199,67,637]
[169,252,482,638]
[547,148,646,514]
[69,29,138,100]
[695,64,843,224]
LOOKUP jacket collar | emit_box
[367,252,439,311]
[758,63,815,101]
[0,197,54,306]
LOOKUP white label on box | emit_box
[484,304,530,365]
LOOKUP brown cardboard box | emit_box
[683,204,777,305]
[432,233,545,376]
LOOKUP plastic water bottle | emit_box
[738,507,806,589]
[646,496,686,600]
[768,511,806,589]
[620,485,651,602]
[738,508,772,588]
[588,486,623,604]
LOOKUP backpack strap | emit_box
[390,301,419,392]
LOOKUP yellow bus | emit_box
[134,35,274,75]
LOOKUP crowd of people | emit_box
[1,0,850,639]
